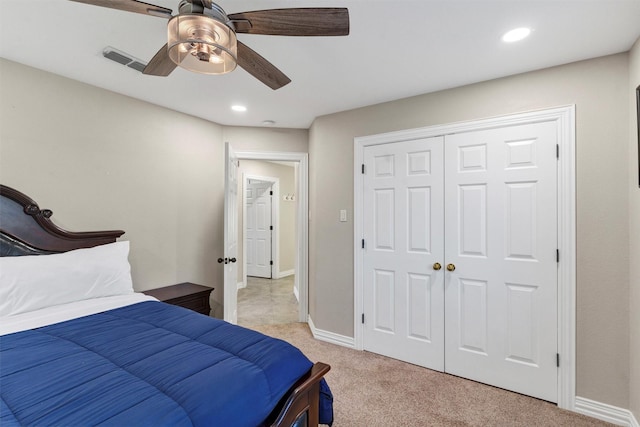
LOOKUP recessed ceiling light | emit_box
[502,27,531,43]
[262,120,276,126]
[231,105,247,112]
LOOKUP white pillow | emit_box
[0,241,134,317]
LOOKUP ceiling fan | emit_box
[70,0,349,89]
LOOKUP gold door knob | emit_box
[446,263,456,272]
[433,262,442,271]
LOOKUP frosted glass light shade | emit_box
[167,14,237,74]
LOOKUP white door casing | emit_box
[354,106,576,409]
[362,136,445,370]
[444,122,558,402]
[246,179,273,278]
[224,142,239,324]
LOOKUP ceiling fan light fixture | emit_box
[167,14,237,75]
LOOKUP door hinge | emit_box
[361,313,365,324]
[361,239,365,249]
[556,249,560,263]
[361,164,365,174]
[556,144,559,159]
[270,260,273,266]
[556,353,560,367]
[270,225,273,231]
[269,190,273,196]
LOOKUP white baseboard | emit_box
[277,269,295,278]
[307,316,356,349]
[574,396,639,427]
[237,281,246,290]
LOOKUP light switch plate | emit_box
[340,209,347,222]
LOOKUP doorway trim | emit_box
[236,151,308,323]
[353,106,575,410]
[242,174,279,284]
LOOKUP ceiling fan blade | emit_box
[68,0,172,18]
[237,41,291,90]
[229,8,349,37]
[143,44,177,76]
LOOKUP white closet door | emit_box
[443,122,558,402]
[362,136,445,371]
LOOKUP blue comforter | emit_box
[0,301,332,426]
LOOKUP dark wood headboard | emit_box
[0,185,124,256]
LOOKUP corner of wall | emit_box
[307,120,318,323]
[628,35,640,425]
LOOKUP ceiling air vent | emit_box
[102,47,147,73]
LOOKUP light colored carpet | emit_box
[251,323,612,427]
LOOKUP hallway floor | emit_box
[237,275,299,327]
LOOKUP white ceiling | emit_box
[1,0,639,129]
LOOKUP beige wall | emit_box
[222,126,308,153]
[629,37,640,422]
[236,160,297,280]
[0,59,307,314]
[0,58,224,294]
[309,53,631,408]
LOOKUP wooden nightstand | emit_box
[143,282,213,315]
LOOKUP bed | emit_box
[0,185,333,427]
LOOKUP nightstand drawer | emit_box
[143,283,213,315]
[165,293,210,315]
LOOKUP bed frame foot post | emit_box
[306,383,320,426]
[269,362,330,427]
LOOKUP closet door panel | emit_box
[362,136,445,371]
[444,121,558,403]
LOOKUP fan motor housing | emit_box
[178,0,229,24]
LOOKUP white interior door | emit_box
[362,136,445,370]
[444,122,558,402]
[246,180,273,278]
[359,120,558,402]
[224,142,239,324]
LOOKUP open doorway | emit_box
[223,150,308,326]
[237,165,298,326]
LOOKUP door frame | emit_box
[235,151,309,323]
[242,174,279,284]
[353,106,576,410]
